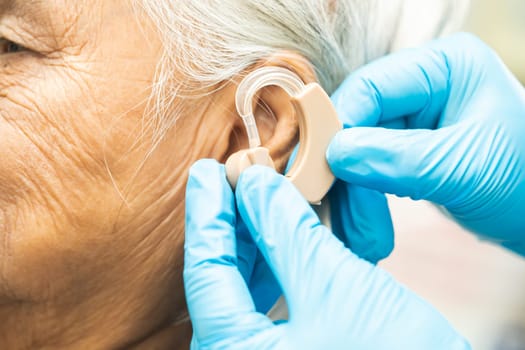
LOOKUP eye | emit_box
[0,38,27,54]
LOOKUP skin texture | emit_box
[0,0,310,348]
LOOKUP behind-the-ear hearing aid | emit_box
[225,66,342,204]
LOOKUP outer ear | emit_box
[224,52,318,173]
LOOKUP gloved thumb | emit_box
[327,125,462,204]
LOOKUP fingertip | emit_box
[447,32,490,53]
[326,130,349,163]
[329,182,394,264]
[331,73,382,128]
[188,158,221,176]
[235,165,312,220]
[235,165,282,202]
[187,159,226,194]
[238,164,280,181]
[354,213,395,264]
[326,129,364,179]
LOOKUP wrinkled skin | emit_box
[0,1,301,348]
[0,1,226,348]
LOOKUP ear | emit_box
[224,52,317,173]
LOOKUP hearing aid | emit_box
[225,66,342,204]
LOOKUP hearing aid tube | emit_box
[228,66,342,204]
[235,67,306,149]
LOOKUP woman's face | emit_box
[0,1,203,347]
[0,1,302,347]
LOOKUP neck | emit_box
[0,302,192,349]
[0,279,192,349]
[129,319,192,349]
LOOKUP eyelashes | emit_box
[0,38,27,55]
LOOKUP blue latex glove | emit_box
[328,33,525,256]
[184,159,470,349]
[327,178,393,263]
[287,140,394,265]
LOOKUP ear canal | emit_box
[225,147,275,189]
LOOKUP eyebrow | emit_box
[0,0,47,25]
[0,0,66,54]
[1,0,37,13]
[1,0,45,9]
[0,0,78,35]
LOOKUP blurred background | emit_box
[466,0,525,82]
[381,3,525,350]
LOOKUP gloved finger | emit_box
[235,215,258,284]
[286,121,395,264]
[249,250,282,314]
[329,181,394,264]
[237,213,281,314]
[331,37,457,129]
[235,165,356,305]
[381,118,407,130]
[327,126,461,204]
[190,336,199,350]
[184,159,272,340]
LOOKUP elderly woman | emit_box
[0,1,468,349]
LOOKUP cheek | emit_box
[0,59,154,299]
[0,63,107,205]
[0,52,157,204]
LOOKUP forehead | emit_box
[0,0,156,61]
[1,0,79,11]
[0,0,84,29]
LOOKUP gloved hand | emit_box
[284,131,394,265]
[184,159,470,350]
[328,33,525,256]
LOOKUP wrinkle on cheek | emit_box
[0,208,11,301]
[0,82,115,238]
[0,58,161,242]
[1,63,150,206]
[2,100,94,180]
[0,129,70,231]
[3,68,102,163]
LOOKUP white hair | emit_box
[133,0,470,140]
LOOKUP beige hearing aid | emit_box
[225,67,342,204]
